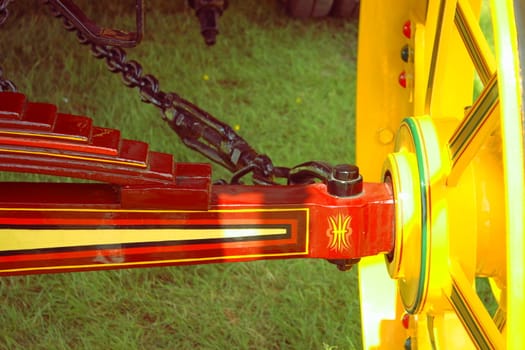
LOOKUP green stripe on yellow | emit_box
[447,262,504,349]
[450,284,491,350]
[454,0,496,85]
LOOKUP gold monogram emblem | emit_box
[327,214,352,252]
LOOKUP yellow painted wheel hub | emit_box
[356,0,525,348]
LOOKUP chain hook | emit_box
[40,0,295,186]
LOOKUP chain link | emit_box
[0,67,17,92]
[0,0,13,26]
[0,0,18,91]
[42,0,288,184]
[0,1,331,186]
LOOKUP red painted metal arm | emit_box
[0,92,394,275]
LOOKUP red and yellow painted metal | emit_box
[1,0,524,348]
[0,91,394,276]
[357,0,523,348]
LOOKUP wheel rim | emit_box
[492,1,525,348]
[356,0,524,348]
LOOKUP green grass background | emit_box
[0,1,361,349]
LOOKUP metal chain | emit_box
[0,0,13,26]
[41,0,290,185]
[0,0,18,91]
[0,67,17,92]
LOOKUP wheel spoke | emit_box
[493,306,506,332]
[422,0,476,118]
[424,0,449,112]
[447,73,499,185]
[447,261,504,349]
[455,0,496,85]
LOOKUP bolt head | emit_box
[327,164,363,197]
[401,44,410,62]
[378,128,394,145]
[333,164,359,181]
[404,337,412,350]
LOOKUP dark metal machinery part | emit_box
[44,0,144,47]
[288,161,363,197]
[41,0,292,185]
[327,163,363,197]
[8,0,362,193]
[188,0,228,46]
